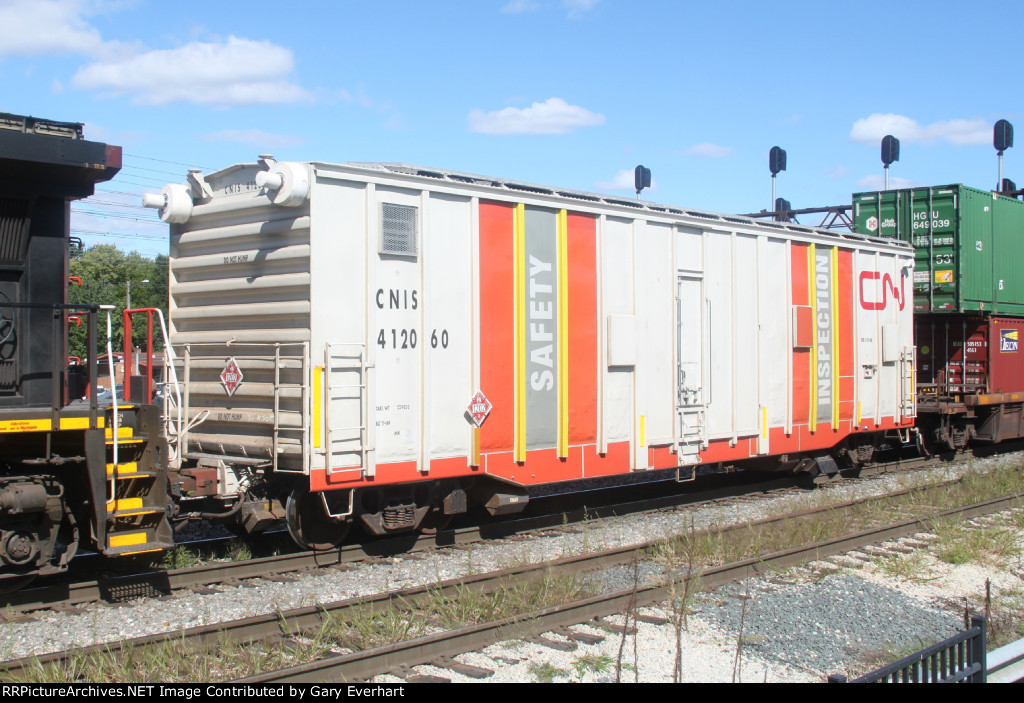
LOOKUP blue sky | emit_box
[2,0,1021,258]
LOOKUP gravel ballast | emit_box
[1,454,1021,682]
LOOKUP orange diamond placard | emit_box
[220,357,243,396]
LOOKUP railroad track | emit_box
[0,450,981,616]
[3,466,1019,683]
[0,471,825,614]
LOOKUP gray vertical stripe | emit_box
[524,207,558,449]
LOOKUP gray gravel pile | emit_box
[694,574,963,674]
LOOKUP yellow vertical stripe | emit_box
[557,209,569,458]
[513,203,527,463]
[762,405,768,439]
[472,427,481,466]
[830,247,840,428]
[808,243,817,433]
[313,365,323,449]
[640,415,646,447]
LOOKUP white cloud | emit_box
[0,0,104,57]
[203,129,307,148]
[501,0,542,12]
[825,166,849,179]
[849,113,989,146]
[468,97,605,136]
[596,168,656,193]
[684,142,734,158]
[72,36,312,106]
[855,174,920,190]
[564,0,600,18]
[498,0,598,17]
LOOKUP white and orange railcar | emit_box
[147,159,916,546]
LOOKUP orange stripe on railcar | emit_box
[479,202,516,455]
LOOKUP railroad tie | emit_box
[559,627,605,645]
[404,675,451,683]
[431,656,494,679]
[635,613,670,626]
[530,634,578,652]
[594,617,637,635]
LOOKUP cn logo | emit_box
[859,270,907,311]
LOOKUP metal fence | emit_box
[829,616,987,683]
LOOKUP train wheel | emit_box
[419,512,454,535]
[285,487,349,551]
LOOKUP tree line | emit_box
[67,244,168,361]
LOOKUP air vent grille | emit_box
[380,203,418,257]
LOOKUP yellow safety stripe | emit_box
[513,203,526,463]
[557,209,569,458]
[313,365,323,450]
[109,532,148,548]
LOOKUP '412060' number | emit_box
[376,328,449,350]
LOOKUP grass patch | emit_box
[226,540,252,562]
[647,464,1024,574]
[4,570,591,683]
[931,519,1022,566]
[6,634,325,683]
[571,652,615,679]
[987,586,1024,649]
[527,661,569,683]
[162,546,201,570]
[162,539,260,570]
[873,551,933,582]
[424,572,590,630]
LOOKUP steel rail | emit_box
[0,445,960,615]
[241,491,1024,683]
[1,476,1017,681]
[0,472,816,613]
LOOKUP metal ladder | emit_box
[101,404,174,557]
[325,343,374,478]
[675,406,706,466]
[900,346,917,420]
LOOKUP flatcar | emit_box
[0,113,172,589]
[143,157,917,549]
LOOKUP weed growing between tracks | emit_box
[931,518,1022,566]
[647,464,1024,574]
[161,539,255,570]
[984,580,1024,648]
[3,570,593,684]
[613,559,641,683]
[872,551,933,582]
[650,517,705,682]
[424,572,590,630]
[6,634,331,683]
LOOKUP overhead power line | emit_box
[123,152,215,171]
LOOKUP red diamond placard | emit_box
[467,390,491,427]
[220,357,243,396]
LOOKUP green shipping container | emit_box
[852,185,1024,314]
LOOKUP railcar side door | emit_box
[675,274,706,465]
